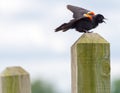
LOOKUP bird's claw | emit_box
[88,31,93,33]
[84,30,93,33]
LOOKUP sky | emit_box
[0,0,120,93]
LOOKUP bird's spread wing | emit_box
[67,5,90,19]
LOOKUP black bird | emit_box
[55,5,106,33]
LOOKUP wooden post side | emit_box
[0,66,31,93]
[71,33,110,93]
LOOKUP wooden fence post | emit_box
[71,33,110,93]
[0,66,31,93]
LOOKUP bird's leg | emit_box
[87,31,93,33]
[84,30,93,33]
[83,30,91,33]
[88,31,93,33]
[82,30,88,33]
[82,30,93,33]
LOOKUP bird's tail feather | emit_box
[55,23,69,32]
[55,19,76,32]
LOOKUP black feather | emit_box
[67,5,90,19]
[55,5,106,33]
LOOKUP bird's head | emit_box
[95,14,106,23]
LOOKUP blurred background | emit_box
[0,0,120,93]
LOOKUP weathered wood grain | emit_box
[71,33,110,93]
[0,66,31,93]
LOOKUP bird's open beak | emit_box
[104,18,107,20]
[103,18,107,23]
[103,20,106,23]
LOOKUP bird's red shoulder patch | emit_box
[83,11,95,20]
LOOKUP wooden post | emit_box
[71,33,110,93]
[0,66,31,93]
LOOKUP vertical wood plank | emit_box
[71,33,110,93]
[0,66,31,93]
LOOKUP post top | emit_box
[73,33,109,46]
[0,66,29,77]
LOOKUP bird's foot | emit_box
[84,31,93,33]
[88,31,93,33]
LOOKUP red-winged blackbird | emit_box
[55,5,106,33]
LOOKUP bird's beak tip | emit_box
[103,20,106,24]
[103,18,107,23]
[104,18,107,20]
